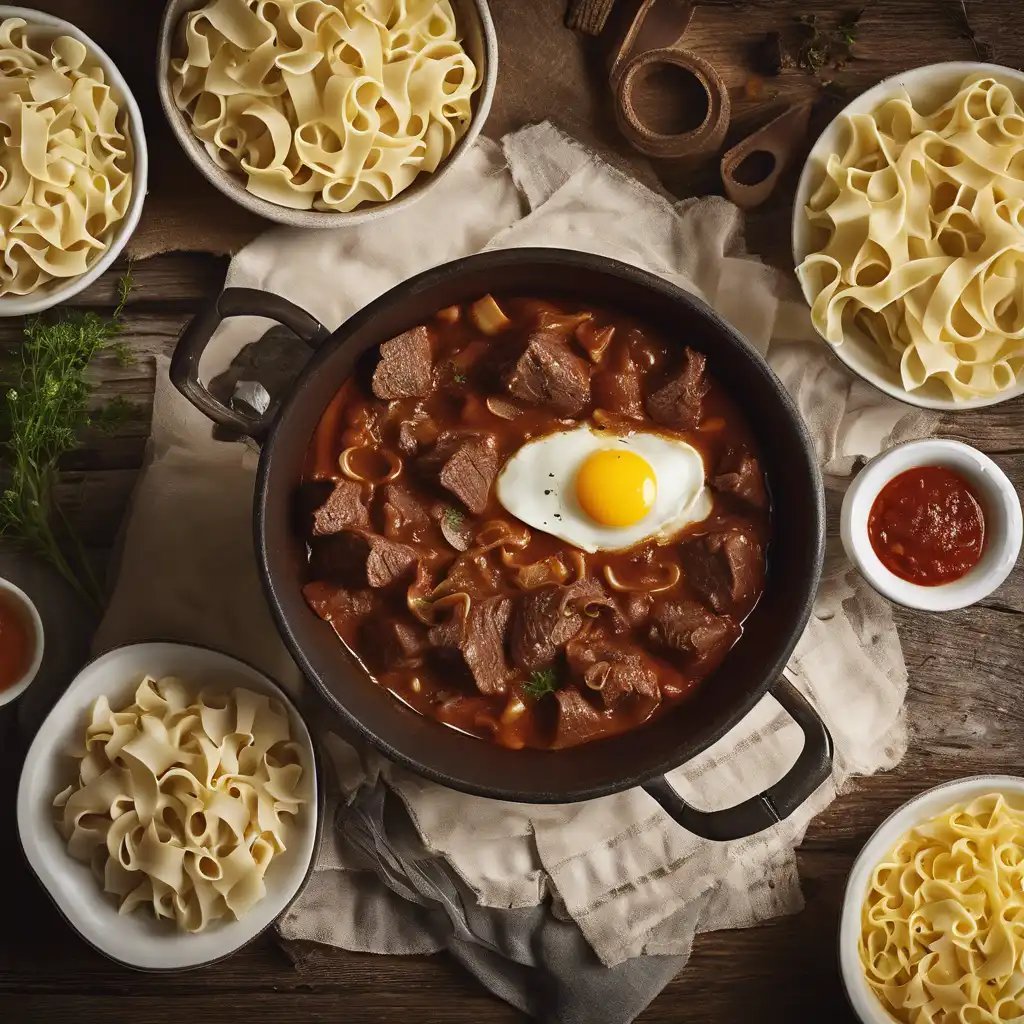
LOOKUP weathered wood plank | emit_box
[4,1,1024,1022]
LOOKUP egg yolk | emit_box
[575,449,657,527]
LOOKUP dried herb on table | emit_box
[795,9,863,76]
[0,272,134,612]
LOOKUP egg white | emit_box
[495,424,712,553]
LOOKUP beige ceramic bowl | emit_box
[792,62,1024,411]
[156,0,497,229]
[0,6,147,316]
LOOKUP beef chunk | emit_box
[511,588,583,672]
[365,535,418,588]
[361,618,428,669]
[429,596,512,696]
[381,484,431,537]
[312,479,370,536]
[592,347,643,418]
[504,331,591,416]
[713,453,767,509]
[397,413,439,456]
[310,530,417,589]
[552,689,610,749]
[436,552,502,600]
[566,636,660,709]
[433,435,498,515]
[398,421,419,456]
[510,579,617,671]
[646,347,708,430]
[372,325,433,400]
[649,600,737,658]
[717,531,763,607]
[680,529,763,613]
[302,581,375,622]
[618,592,653,628]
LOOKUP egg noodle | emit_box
[0,17,133,296]
[797,73,1024,401]
[54,676,307,933]
[170,0,478,212]
[859,792,1024,1023]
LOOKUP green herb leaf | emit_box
[522,668,560,699]
[108,341,136,367]
[441,505,464,529]
[92,395,143,434]
[0,268,134,611]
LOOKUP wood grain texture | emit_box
[2,0,1024,1022]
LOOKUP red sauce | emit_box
[0,593,33,691]
[867,465,985,585]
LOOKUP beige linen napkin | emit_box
[96,123,933,970]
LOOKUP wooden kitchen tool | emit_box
[720,102,812,209]
[608,0,730,160]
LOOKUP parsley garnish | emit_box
[441,505,464,529]
[522,668,560,699]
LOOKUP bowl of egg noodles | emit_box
[157,0,496,227]
[793,62,1024,410]
[17,641,319,971]
[0,7,147,315]
[840,775,1024,1024]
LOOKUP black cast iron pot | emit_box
[171,248,831,841]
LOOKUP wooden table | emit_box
[2,1,1023,1021]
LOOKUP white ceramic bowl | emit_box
[0,577,44,707]
[839,774,1024,1024]
[17,641,319,971]
[156,0,496,229]
[841,438,1022,611]
[792,61,1024,411]
[0,7,148,317]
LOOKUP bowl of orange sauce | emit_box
[841,439,1023,611]
[0,578,44,706]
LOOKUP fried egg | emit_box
[495,424,712,553]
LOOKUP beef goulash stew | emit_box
[298,295,771,750]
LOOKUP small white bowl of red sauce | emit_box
[841,439,1023,612]
[0,578,44,706]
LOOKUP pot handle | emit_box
[170,287,332,441]
[642,676,833,842]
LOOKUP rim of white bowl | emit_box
[791,61,1024,412]
[0,6,148,317]
[0,577,44,707]
[838,774,1024,1024]
[840,438,1023,611]
[155,0,497,228]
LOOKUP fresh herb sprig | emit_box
[0,270,134,611]
[522,668,561,699]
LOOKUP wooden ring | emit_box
[614,47,730,160]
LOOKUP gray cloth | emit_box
[301,780,688,1024]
